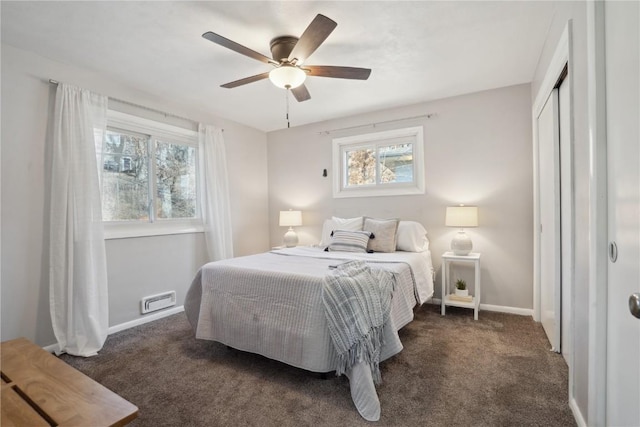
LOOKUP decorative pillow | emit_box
[319,216,363,247]
[363,217,399,253]
[396,221,430,252]
[327,230,372,253]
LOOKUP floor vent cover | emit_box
[141,291,176,314]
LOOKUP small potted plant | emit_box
[455,279,468,297]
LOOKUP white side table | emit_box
[441,251,481,320]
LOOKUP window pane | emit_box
[155,140,196,219]
[101,130,149,221]
[378,143,414,183]
[346,147,376,186]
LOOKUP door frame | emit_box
[532,23,573,323]
[531,17,577,418]
[585,2,608,426]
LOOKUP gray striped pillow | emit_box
[327,230,372,253]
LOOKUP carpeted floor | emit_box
[60,304,576,426]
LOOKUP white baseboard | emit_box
[43,343,59,353]
[429,298,533,317]
[108,305,184,335]
[43,306,185,353]
[570,396,587,427]
[479,303,533,316]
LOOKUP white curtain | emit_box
[49,83,109,357]
[198,124,234,261]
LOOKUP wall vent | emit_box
[141,291,176,314]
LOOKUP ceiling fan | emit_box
[202,14,371,102]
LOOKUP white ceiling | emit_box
[1,1,557,132]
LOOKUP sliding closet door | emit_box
[537,89,561,352]
[558,74,572,363]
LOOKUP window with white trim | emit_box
[332,126,425,198]
[100,111,200,238]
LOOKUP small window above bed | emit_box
[332,126,425,198]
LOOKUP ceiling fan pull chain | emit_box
[285,87,291,128]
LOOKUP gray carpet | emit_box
[60,304,576,426]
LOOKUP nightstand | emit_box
[441,251,481,320]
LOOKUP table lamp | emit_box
[445,205,478,256]
[279,209,302,247]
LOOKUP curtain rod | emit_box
[48,79,223,132]
[317,113,436,136]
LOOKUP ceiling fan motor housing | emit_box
[270,36,298,63]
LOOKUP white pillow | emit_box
[320,216,363,247]
[396,221,429,252]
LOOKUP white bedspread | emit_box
[184,247,434,420]
[277,246,434,305]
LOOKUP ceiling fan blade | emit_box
[304,65,371,80]
[203,31,274,64]
[220,72,270,88]
[288,14,337,65]
[291,84,311,102]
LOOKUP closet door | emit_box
[537,89,561,352]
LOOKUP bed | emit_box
[184,219,434,421]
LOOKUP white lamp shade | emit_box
[269,66,306,89]
[445,206,478,227]
[279,210,302,227]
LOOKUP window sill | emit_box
[333,185,425,198]
[104,221,204,240]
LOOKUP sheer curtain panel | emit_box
[50,83,109,356]
[198,124,234,261]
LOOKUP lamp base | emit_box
[451,230,472,256]
[283,228,299,248]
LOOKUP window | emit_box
[102,128,150,221]
[332,126,425,198]
[100,111,200,238]
[154,140,196,219]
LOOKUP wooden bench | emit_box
[1,338,138,426]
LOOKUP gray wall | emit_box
[530,1,589,422]
[1,45,270,346]
[267,84,533,310]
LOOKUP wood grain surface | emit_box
[1,338,138,427]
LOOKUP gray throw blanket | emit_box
[322,260,395,384]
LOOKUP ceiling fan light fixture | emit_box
[269,65,306,89]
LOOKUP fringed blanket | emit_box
[322,260,395,384]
